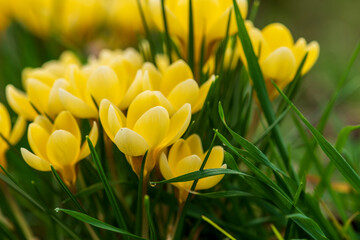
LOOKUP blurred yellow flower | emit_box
[159,134,226,203]
[21,111,98,187]
[100,91,191,176]
[0,0,10,32]
[150,0,248,62]
[0,103,27,168]
[6,51,81,120]
[238,22,320,99]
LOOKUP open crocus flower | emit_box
[160,134,226,203]
[149,0,248,62]
[20,111,98,187]
[5,51,81,120]
[123,60,215,113]
[0,103,27,168]
[238,21,320,99]
[59,48,143,118]
[99,91,191,176]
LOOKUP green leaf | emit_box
[135,151,147,235]
[232,0,294,178]
[55,208,145,240]
[274,82,360,192]
[86,136,128,231]
[224,151,240,171]
[335,125,360,151]
[288,213,328,240]
[197,191,254,199]
[144,195,157,240]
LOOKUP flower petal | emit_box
[262,23,294,50]
[159,152,174,180]
[88,66,124,106]
[168,139,192,171]
[47,78,70,118]
[303,41,320,75]
[28,122,50,160]
[53,111,81,142]
[167,79,199,111]
[79,121,98,160]
[174,155,202,189]
[114,128,149,156]
[9,116,27,145]
[119,70,144,110]
[27,78,51,114]
[58,89,98,119]
[196,164,227,190]
[161,60,193,96]
[160,103,191,147]
[6,85,38,120]
[133,106,170,148]
[260,47,296,83]
[99,99,125,141]
[204,146,224,169]
[46,130,80,167]
[21,148,51,171]
[185,134,204,158]
[192,75,215,113]
[0,103,11,138]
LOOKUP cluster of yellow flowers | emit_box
[3,48,224,201]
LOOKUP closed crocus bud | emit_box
[0,103,27,168]
[238,22,320,99]
[160,134,226,203]
[100,90,191,176]
[21,111,98,187]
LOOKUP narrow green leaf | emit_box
[335,125,360,151]
[274,82,360,192]
[249,0,260,22]
[224,151,240,171]
[232,0,294,178]
[86,136,128,231]
[288,213,328,240]
[135,151,147,235]
[197,191,254,199]
[55,208,145,240]
[144,195,157,240]
[202,215,236,240]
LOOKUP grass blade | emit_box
[55,208,145,240]
[202,215,236,240]
[274,82,360,192]
[144,195,157,240]
[86,136,128,231]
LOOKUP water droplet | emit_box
[149,182,157,187]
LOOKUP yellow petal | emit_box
[78,121,98,160]
[133,106,170,148]
[23,68,56,89]
[167,79,199,111]
[46,130,80,167]
[168,139,192,171]
[196,164,226,190]
[192,75,215,113]
[28,122,50,160]
[292,38,307,67]
[33,115,53,134]
[99,99,126,141]
[88,66,124,106]
[174,155,202,189]
[159,152,174,180]
[119,70,144,110]
[27,78,51,114]
[114,128,149,156]
[302,41,320,75]
[161,60,193,96]
[126,90,165,129]
[53,111,81,142]
[58,89,98,119]
[47,78,70,118]
[6,85,38,120]
[21,148,51,171]
[0,103,11,138]
[260,47,296,83]
[159,103,191,147]
[59,164,77,187]
[204,146,224,169]
[262,23,294,50]
[142,62,162,90]
[9,116,26,145]
[185,134,204,157]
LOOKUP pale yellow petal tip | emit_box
[114,128,149,156]
[21,148,51,171]
[302,41,320,75]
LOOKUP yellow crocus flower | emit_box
[59,48,143,118]
[0,103,27,168]
[149,0,248,62]
[20,111,98,187]
[238,21,320,99]
[159,134,226,203]
[6,51,81,120]
[99,90,192,176]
